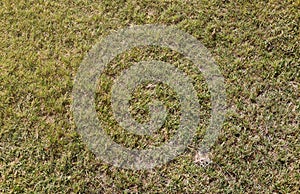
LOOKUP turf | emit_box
[0,0,299,193]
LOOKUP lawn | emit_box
[0,0,299,193]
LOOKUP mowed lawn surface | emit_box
[0,0,299,193]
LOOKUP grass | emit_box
[0,0,299,193]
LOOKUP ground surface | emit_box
[0,0,299,193]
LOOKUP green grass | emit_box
[1,0,299,193]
